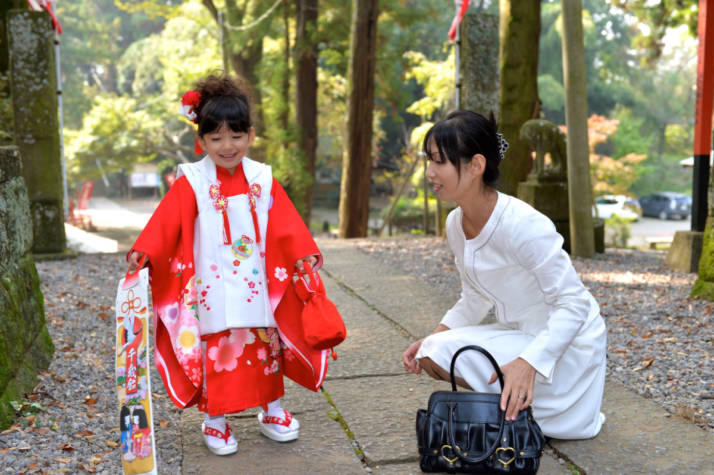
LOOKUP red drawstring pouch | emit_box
[293,262,346,351]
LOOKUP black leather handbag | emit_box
[416,345,545,473]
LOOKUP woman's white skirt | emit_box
[416,322,606,440]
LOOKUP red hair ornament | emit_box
[179,90,204,154]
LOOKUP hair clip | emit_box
[179,90,202,124]
[496,133,509,160]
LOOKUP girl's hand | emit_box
[402,339,424,374]
[296,255,318,273]
[489,357,536,421]
[127,251,148,273]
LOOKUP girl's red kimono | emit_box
[131,157,329,413]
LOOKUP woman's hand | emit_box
[127,251,148,273]
[402,339,424,374]
[489,357,536,421]
[296,255,318,273]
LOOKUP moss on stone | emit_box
[460,12,499,116]
[692,217,714,300]
[0,255,53,430]
[691,279,714,301]
[0,176,33,272]
[0,378,22,429]
[7,11,65,253]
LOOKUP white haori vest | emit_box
[177,157,274,335]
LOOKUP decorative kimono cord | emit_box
[209,180,262,245]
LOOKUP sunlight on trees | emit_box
[54,0,700,214]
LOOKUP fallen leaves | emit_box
[633,357,654,372]
[59,443,75,451]
[75,429,95,439]
[84,396,99,406]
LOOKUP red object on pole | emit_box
[448,0,471,41]
[26,0,62,34]
[694,0,714,156]
[692,0,714,231]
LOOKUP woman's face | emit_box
[425,141,474,202]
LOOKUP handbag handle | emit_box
[295,261,321,292]
[446,345,506,464]
[449,345,504,392]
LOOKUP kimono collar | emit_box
[199,156,261,184]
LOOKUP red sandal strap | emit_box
[261,410,292,427]
[203,422,233,443]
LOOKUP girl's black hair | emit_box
[120,405,131,431]
[132,406,149,429]
[194,74,252,136]
[423,110,502,187]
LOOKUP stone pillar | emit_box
[7,10,66,253]
[459,12,499,117]
[0,145,54,429]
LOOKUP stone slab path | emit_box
[180,239,714,474]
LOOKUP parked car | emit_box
[639,192,691,220]
[593,195,640,221]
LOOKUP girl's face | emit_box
[198,124,255,174]
[425,140,476,202]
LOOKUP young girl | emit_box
[402,110,606,439]
[127,75,329,455]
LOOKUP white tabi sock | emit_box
[266,399,283,418]
[264,399,299,433]
[203,413,236,449]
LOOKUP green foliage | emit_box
[53,0,699,210]
[604,215,632,248]
[404,49,454,119]
[537,74,564,114]
[611,0,698,64]
[65,94,161,184]
[57,0,167,128]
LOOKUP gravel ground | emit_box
[0,254,181,474]
[1,238,712,473]
[351,237,714,433]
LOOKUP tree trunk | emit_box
[294,0,318,224]
[203,0,268,140]
[281,2,291,135]
[561,0,595,257]
[497,0,540,196]
[338,0,378,238]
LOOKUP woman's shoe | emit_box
[202,421,238,456]
[257,409,300,442]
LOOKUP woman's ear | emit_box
[469,153,487,178]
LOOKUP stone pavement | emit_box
[179,239,714,475]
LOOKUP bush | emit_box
[604,215,632,248]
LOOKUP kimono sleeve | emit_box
[267,178,321,269]
[130,176,197,265]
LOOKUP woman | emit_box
[402,110,606,439]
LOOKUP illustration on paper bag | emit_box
[116,276,156,475]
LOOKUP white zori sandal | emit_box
[257,409,300,442]
[202,421,238,456]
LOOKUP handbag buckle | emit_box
[495,446,515,467]
[440,444,460,466]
